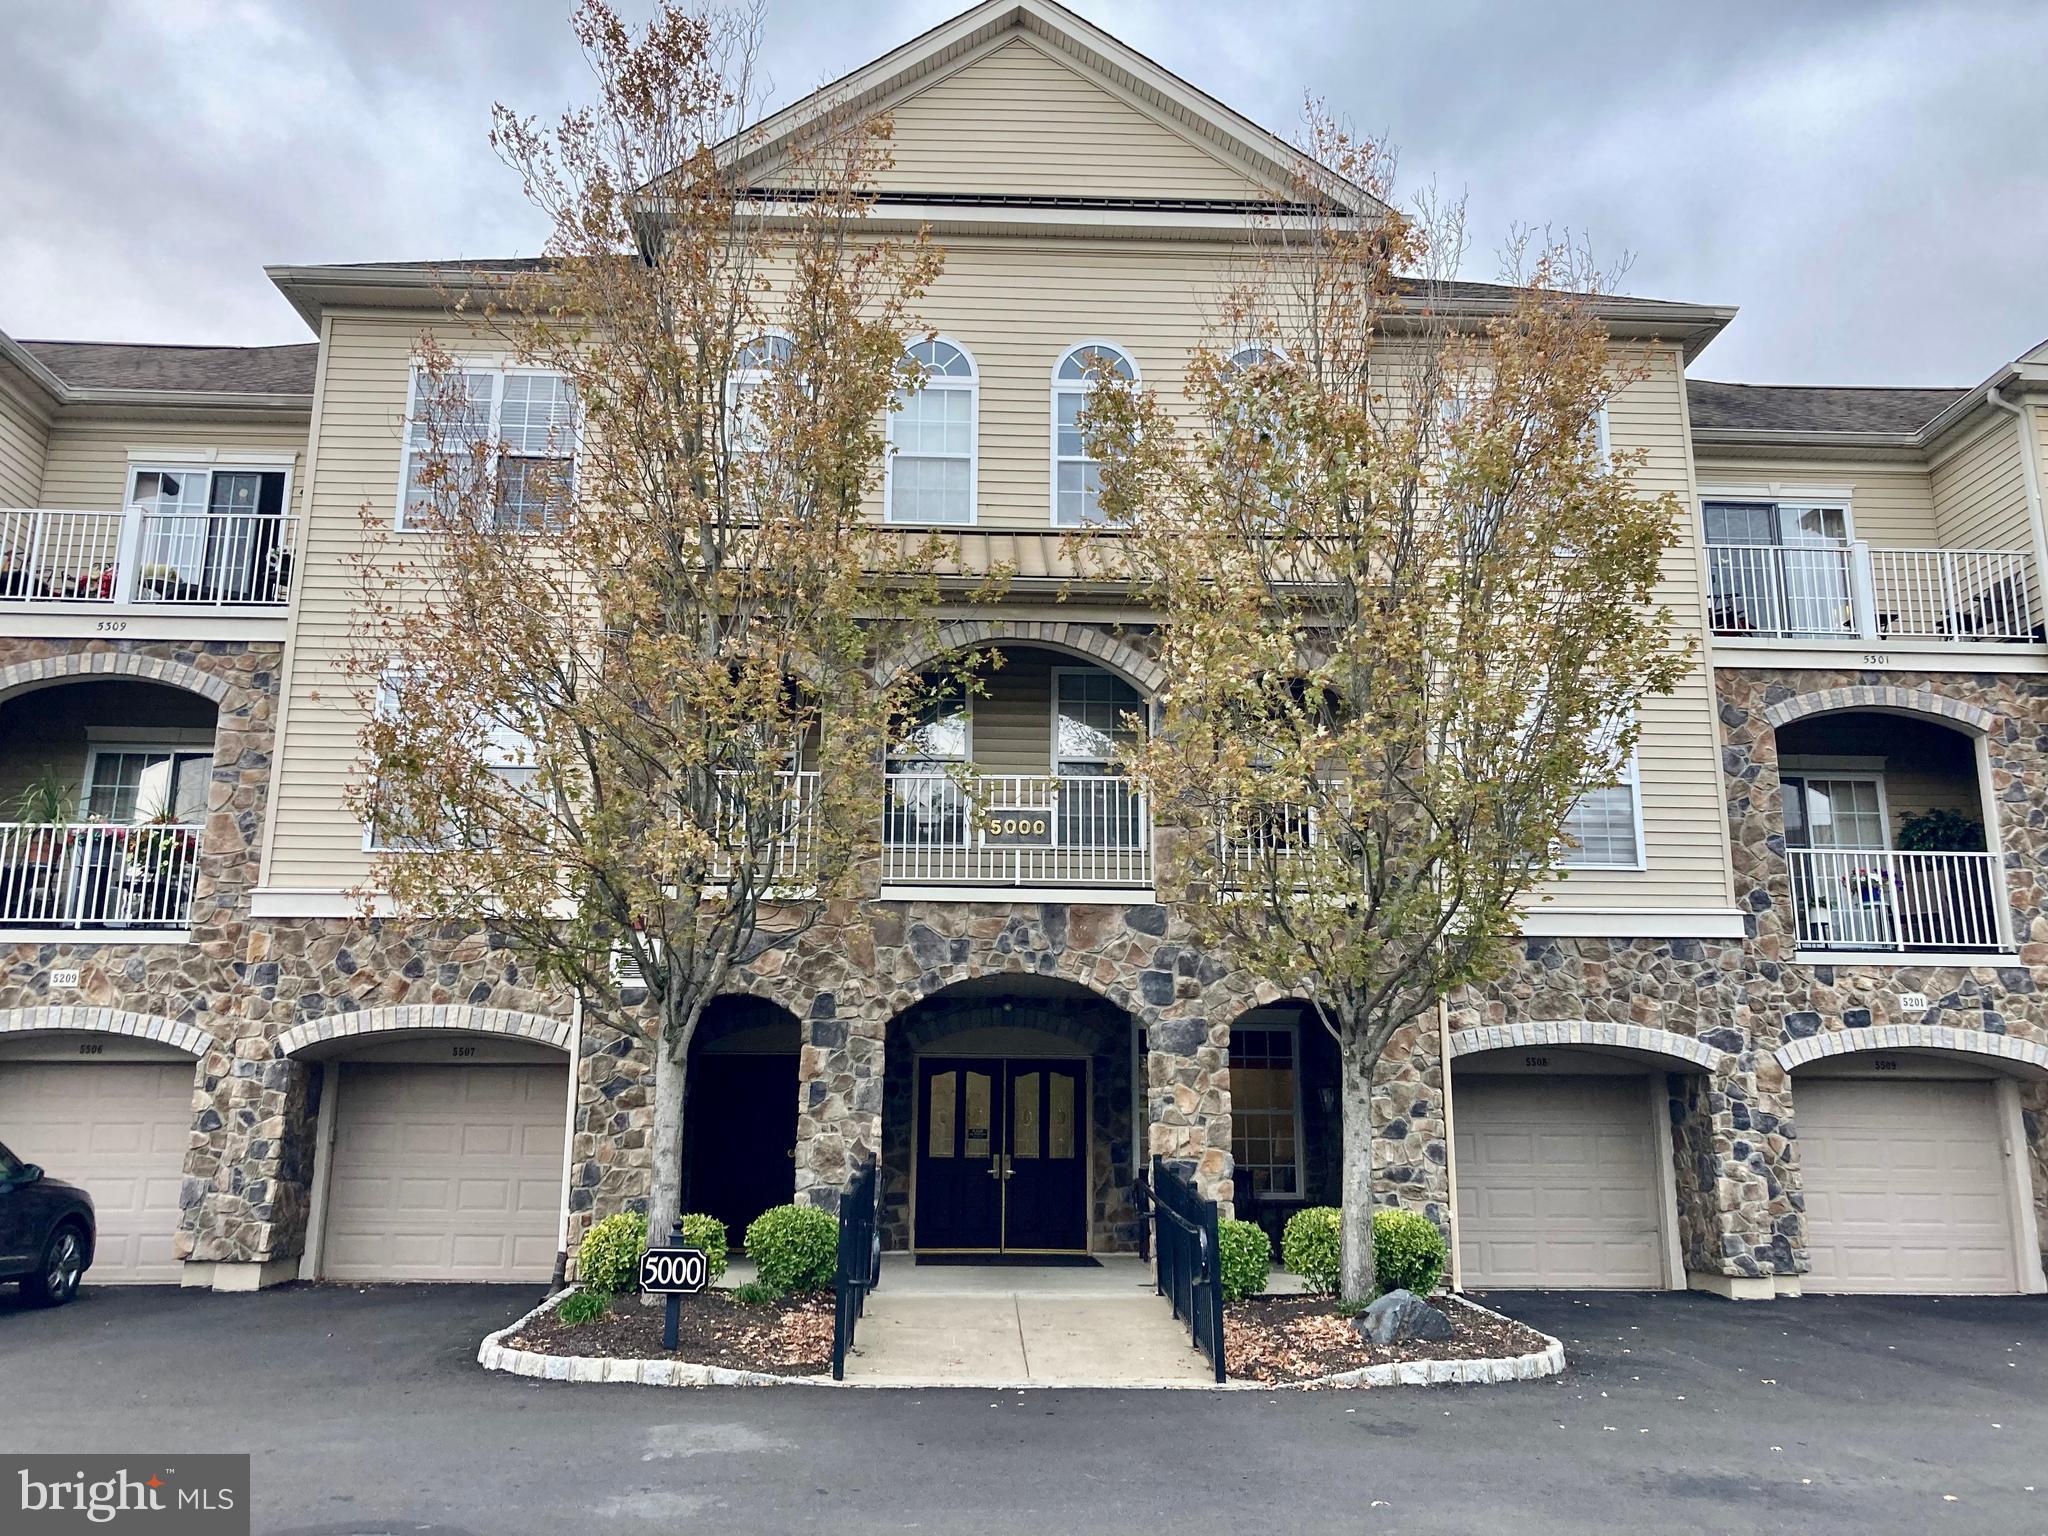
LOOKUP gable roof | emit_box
[1687,379,1967,437]
[19,339,317,397]
[725,0,1381,218]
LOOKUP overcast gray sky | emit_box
[2,0,2044,384]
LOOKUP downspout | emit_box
[1437,995,1462,1292]
[549,990,585,1293]
[1986,386,2048,631]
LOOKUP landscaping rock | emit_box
[1356,1289,1453,1346]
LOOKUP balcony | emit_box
[881,773,1152,891]
[0,507,298,609]
[1706,542,2038,646]
[1787,848,2005,953]
[0,820,202,930]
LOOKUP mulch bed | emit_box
[510,1290,835,1376]
[1225,1293,1549,1385]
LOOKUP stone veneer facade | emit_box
[3,637,2044,1290]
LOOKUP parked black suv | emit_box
[0,1139,95,1305]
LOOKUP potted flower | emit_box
[4,767,75,915]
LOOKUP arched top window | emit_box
[1223,344,1282,372]
[1051,342,1138,527]
[887,336,978,526]
[737,333,795,371]
[728,331,794,455]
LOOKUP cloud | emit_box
[3,0,2044,383]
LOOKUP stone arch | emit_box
[1760,684,1996,736]
[1776,1023,2048,1075]
[1450,1019,1729,1073]
[0,1006,211,1058]
[0,650,234,707]
[274,1004,573,1058]
[877,618,1168,697]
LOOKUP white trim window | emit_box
[80,743,214,824]
[1051,341,1137,527]
[1229,1020,1305,1200]
[128,463,292,602]
[727,332,795,458]
[887,338,977,525]
[364,667,541,851]
[398,365,576,531]
[1558,712,1644,870]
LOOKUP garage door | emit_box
[1799,1077,2018,1294]
[1455,1074,1668,1288]
[322,1063,566,1283]
[0,1060,192,1283]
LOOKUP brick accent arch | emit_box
[275,1004,573,1057]
[1760,684,1996,735]
[878,619,1167,695]
[0,1006,210,1057]
[1776,1023,2048,1075]
[1450,1019,1728,1072]
[0,650,235,706]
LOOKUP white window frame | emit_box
[1049,665,1145,774]
[361,665,540,852]
[1778,767,1892,853]
[1228,1013,1308,1204]
[1557,714,1646,872]
[78,736,215,823]
[1590,405,1612,469]
[889,683,974,770]
[885,336,979,527]
[395,362,580,532]
[1698,487,1859,548]
[1049,341,1138,528]
[725,330,796,460]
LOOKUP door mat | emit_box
[914,1253,1102,1268]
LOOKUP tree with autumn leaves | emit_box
[345,2,980,1248]
[1085,127,1694,1302]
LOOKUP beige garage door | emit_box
[322,1063,566,1283]
[0,1060,192,1283]
[1455,1074,1668,1288]
[1799,1077,2018,1294]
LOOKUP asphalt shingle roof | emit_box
[18,340,318,396]
[1687,379,1967,436]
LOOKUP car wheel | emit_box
[25,1224,86,1307]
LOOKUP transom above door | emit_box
[914,1056,1088,1254]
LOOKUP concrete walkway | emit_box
[838,1254,1218,1386]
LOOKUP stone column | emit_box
[1370,1017,1452,1227]
[1669,1060,1786,1299]
[573,1013,657,1243]
[794,990,883,1215]
[179,1042,316,1290]
[1145,1007,1233,1211]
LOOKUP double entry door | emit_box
[914,1057,1088,1254]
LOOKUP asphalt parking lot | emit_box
[2,1281,2043,1534]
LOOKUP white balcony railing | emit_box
[1707,542,2036,644]
[0,821,203,929]
[882,773,1151,888]
[0,507,298,607]
[1788,847,2007,953]
[711,769,818,885]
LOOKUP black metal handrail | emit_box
[1142,1156,1226,1383]
[831,1157,882,1381]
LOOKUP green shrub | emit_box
[1373,1207,1447,1297]
[680,1213,730,1283]
[1281,1206,1342,1295]
[555,1287,611,1326]
[1217,1217,1272,1304]
[729,1279,785,1305]
[744,1204,839,1294]
[577,1211,648,1297]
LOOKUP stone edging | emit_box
[477,1289,1565,1391]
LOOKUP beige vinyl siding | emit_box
[1931,413,2029,554]
[862,37,1264,202]
[967,649,1057,777]
[1546,349,1731,911]
[35,419,307,513]
[1692,452,1941,547]
[0,380,49,506]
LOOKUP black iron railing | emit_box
[1144,1155,1226,1383]
[831,1157,882,1381]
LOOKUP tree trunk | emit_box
[645,1031,688,1248]
[1338,1037,1378,1305]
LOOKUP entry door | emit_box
[684,1054,796,1248]
[914,1057,1089,1253]
[1000,1059,1088,1252]
[915,1059,1003,1250]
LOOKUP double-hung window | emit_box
[1557,711,1643,870]
[1051,342,1136,527]
[1054,667,1145,849]
[727,333,795,458]
[399,366,576,531]
[365,667,540,850]
[887,338,977,525]
[885,681,971,847]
